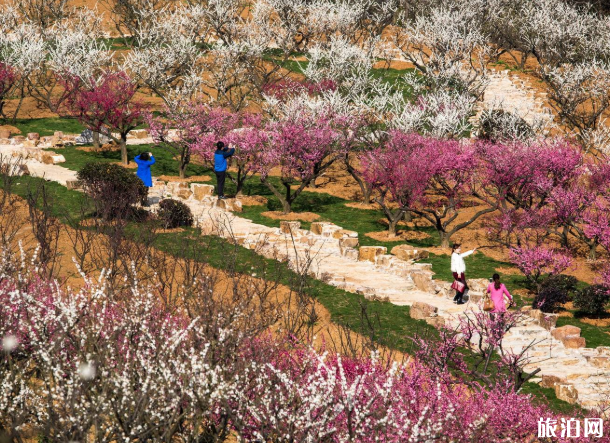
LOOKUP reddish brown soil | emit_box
[365,230,431,242]
[261,211,320,222]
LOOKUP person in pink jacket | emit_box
[487,273,513,313]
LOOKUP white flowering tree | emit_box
[542,60,610,154]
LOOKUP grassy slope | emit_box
[53,144,610,348]
[9,174,583,415]
[11,117,85,137]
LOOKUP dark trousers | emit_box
[453,272,467,302]
[215,171,226,197]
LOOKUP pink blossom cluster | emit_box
[508,245,574,283]
[0,255,600,441]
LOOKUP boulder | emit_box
[191,183,215,201]
[390,244,429,261]
[18,164,29,176]
[22,139,39,148]
[339,237,359,248]
[586,356,610,369]
[53,131,63,138]
[332,229,358,239]
[562,336,586,349]
[176,189,192,200]
[410,271,435,293]
[321,224,342,237]
[216,198,242,212]
[468,292,484,303]
[310,222,333,235]
[0,125,20,138]
[342,247,359,261]
[410,301,438,320]
[50,136,64,147]
[597,347,610,356]
[27,132,40,140]
[12,136,25,144]
[299,236,316,246]
[130,129,149,139]
[358,246,387,263]
[551,325,581,341]
[66,180,82,190]
[41,153,65,164]
[280,221,301,235]
[425,316,446,328]
[413,262,433,272]
[166,181,189,195]
[555,383,578,404]
[376,254,394,268]
[540,375,564,389]
[537,313,558,331]
[467,278,490,293]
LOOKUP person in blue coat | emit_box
[213,141,235,199]
[134,151,156,187]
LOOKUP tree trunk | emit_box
[283,182,292,214]
[403,211,412,223]
[388,219,399,237]
[120,134,128,165]
[439,231,451,249]
[179,162,186,179]
[589,241,598,261]
[235,181,244,196]
[282,199,291,214]
[345,156,372,204]
[92,131,100,149]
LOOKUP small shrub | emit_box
[478,109,533,142]
[77,162,147,219]
[157,199,193,229]
[573,285,610,317]
[532,274,578,313]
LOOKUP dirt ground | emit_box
[365,230,431,242]
[261,210,320,222]
[4,193,399,360]
[157,174,211,183]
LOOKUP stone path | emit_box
[476,69,554,128]
[2,139,610,411]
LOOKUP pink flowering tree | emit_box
[61,71,146,165]
[361,131,495,245]
[257,113,341,214]
[477,139,586,252]
[509,245,574,287]
[339,112,386,204]
[0,62,17,122]
[148,103,227,179]
[475,139,583,211]
[191,108,268,195]
[150,104,268,189]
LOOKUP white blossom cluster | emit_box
[0,246,461,442]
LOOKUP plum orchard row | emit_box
[1,0,610,153]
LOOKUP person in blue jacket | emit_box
[213,141,235,199]
[134,151,156,187]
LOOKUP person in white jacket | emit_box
[451,243,477,304]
